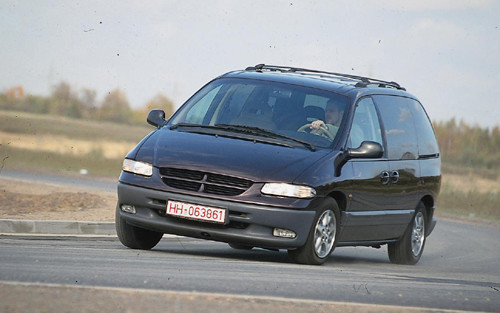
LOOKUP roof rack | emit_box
[245,64,406,91]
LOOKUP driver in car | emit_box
[309,100,345,139]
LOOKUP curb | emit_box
[0,219,115,235]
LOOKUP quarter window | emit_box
[407,99,440,157]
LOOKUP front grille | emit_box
[162,178,201,192]
[159,167,253,196]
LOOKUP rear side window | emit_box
[407,99,440,157]
[373,95,419,160]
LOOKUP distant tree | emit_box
[0,86,24,111]
[145,93,175,118]
[24,94,51,114]
[131,93,175,124]
[99,89,132,123]
[50,82,84,118]
[0,91,13,110]
[80,88,98,119]
[434,119,500,171]
[0,86,51,114]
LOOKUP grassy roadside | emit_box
[437,185,499,221]
[1,110,498,221]
[0,110,152,142]
[0,145,122,178]
[0,110,151,177]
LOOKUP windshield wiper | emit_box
[170,123,315,151]
[169,123,217,130]
[215,124,316,151]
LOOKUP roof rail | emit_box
[245,64,406,91]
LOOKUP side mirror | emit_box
[334,141,384,177]
[147,110,167,128]
[346,141,384,159]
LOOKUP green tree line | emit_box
[434,119,500,172]
[0,82,174,124]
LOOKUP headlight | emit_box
[261,183,316,199]
[122,159,153,177]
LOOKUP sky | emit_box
[1,0,499,128]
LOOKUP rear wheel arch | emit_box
[388,201,427,265]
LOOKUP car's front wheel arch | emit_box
[288,197,340,265]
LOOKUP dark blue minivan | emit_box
[116,64,441,265]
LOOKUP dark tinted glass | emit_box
[373,95,418,160]
[407,99,439,157]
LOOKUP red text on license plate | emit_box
[166,200,226,224]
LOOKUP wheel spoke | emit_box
[314,236,323,252]
[313,210,337,258]
[410,212,425,256]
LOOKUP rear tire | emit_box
[115,205,163,250]
[388,202,427,265]
[288,198,340,265]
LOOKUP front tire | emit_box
[388,202,427,265]
[115,205,163,250]
[288,198,340,265]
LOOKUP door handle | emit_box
[391,171,399,184]
[380,171,390,185]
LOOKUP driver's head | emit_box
[325,100,344,126]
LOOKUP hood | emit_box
[134,128,333,183]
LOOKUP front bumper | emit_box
[117,182,316,249]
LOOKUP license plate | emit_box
[166,200,227,224]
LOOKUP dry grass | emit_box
[438,172,499,220]
[0,131,135,160]
[0,110,151,142]
[0,109,149,177]
[441,173,500,194]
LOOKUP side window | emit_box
[348,97,383,149]
[407,98,440,157]
[373,95,419,160]
[184,85,222,124]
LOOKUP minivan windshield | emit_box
[169,78,348,149]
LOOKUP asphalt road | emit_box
[1,219,499,312]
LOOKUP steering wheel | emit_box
[297,123,335,141]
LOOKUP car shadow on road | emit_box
[147,237,391,266]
